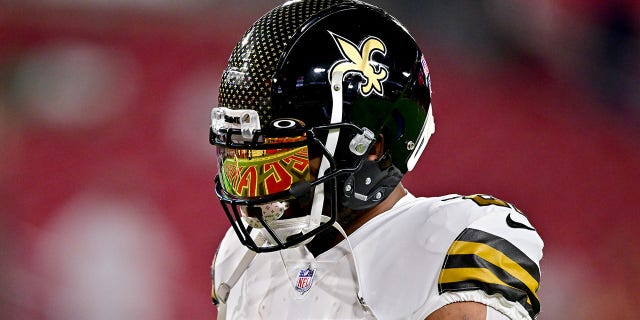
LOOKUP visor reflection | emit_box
[219,146,310,198]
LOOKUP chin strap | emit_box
[215,232,266,305]
[331,222,378,319]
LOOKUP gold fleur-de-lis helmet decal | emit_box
[328,31,389,97]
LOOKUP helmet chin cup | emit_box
[258,216,312,247]
[256,215,332,249]
[240,202,316,247]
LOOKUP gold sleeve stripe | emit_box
[438,228,541,318]
[446,240,539,299]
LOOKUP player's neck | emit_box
[306,183,407,256]
[345,183,407,235]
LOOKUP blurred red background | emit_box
[1,1,638,319]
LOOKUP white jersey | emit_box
[211,193,543,320]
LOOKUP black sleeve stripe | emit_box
[438,228,540,318]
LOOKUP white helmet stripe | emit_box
[407,104,434,171]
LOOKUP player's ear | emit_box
[367,134,384,161]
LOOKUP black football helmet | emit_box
[210,0,434,252]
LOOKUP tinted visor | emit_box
[217,138,311,198]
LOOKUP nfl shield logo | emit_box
[294,265,316,294]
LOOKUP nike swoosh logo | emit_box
[506,213,536,231]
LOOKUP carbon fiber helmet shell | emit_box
[212,0,434,251]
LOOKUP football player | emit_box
[208,1,543,319]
